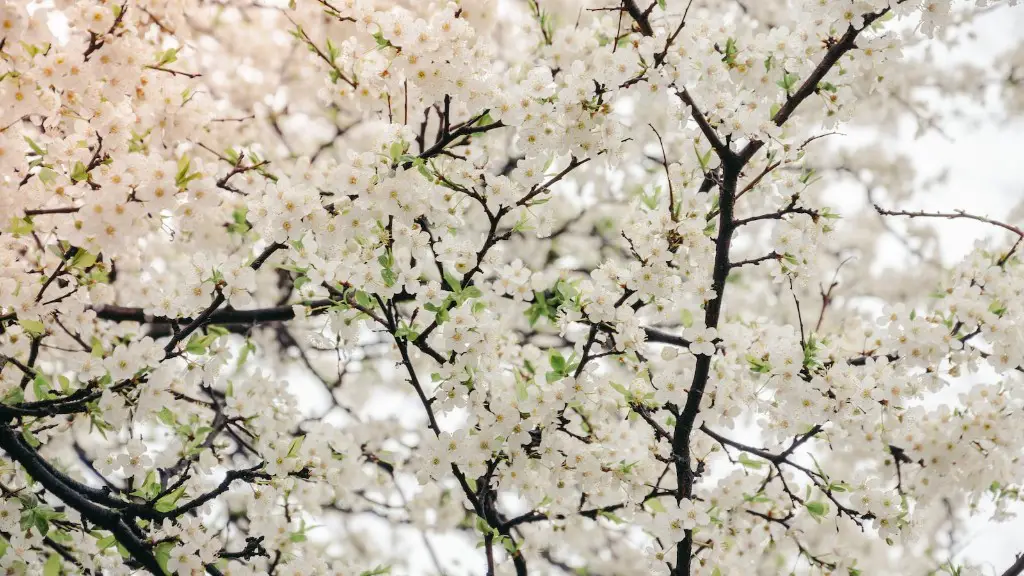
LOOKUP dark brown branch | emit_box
[0,425,163,575]
[649,124,677,221]
[162,242,284,357]
[676,87,732,160]
[874,204,1024,238]
[730,251,782,269]
[1002,553,1024,576]
[738,8,894,165]
[623,0,654,36]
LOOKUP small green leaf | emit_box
[33,374,53,401]
[43,553,61,576]
[24,136,46,156]
[442,269,462,293]
[70,161,89,183]
[646,498,667,514]
[597,510,624,524]
[154,485,187,513]
[514,373,529,402]
[548,350,566,373]
[609,381,633,402]
[20,318,45,337]
[287,436,305,458]
[38,167,58,185]
[8,216,34,236]
[70,249,98,270]
[156,48,178,66]
[96,535,117,550]
[372,31,392,48]
[777,72,800,93]
[155,541,175,574]
[805,500,828,518]
[738,453,764,469]
[354,291,374,310]
[681,308,694,328]
[235,340,256,368]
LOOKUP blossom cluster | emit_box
[1,0,1023,575]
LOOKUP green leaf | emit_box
[206,325,230,337]
[681,308,694,328]
[70,249,98,270]
[354,290,374,310]
[70,161,89,183]
[608,381,633,402]
[388,141,405,162]
[746,355,772,374]
[156,48,178,66]
[154,485,187,513]
[8,216,34,236]
[514,373,529,402]
[500,536,518,554]
[33,509,50,535]
[2,387,25,406]
[372,31,392,48]
[38,167,58,185]
[738,453,763,469]
[20,318,45,337]
[548,350,566,373]
[597,510,625,524]
[805,500,828,518]
[185,334,210,355]
[156,407,176,427]
[33,374,53,401]
[24,136,46,156]
[742,492,772,504]
[236,340,256,368]
[43,553,60,576]
[721,37,738,66]
[96,535,117,550]
[442,269,462,293]
[90,337,104,358]
[48,529,72,544]
[777,72,800,93]
[287,435,304,458]
[155,541,174,574]
[646,498,667,514]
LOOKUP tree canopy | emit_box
[2,0,1024,574]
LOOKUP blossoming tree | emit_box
[2,0,1024,574]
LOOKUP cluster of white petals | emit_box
[2,0,1024,574]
